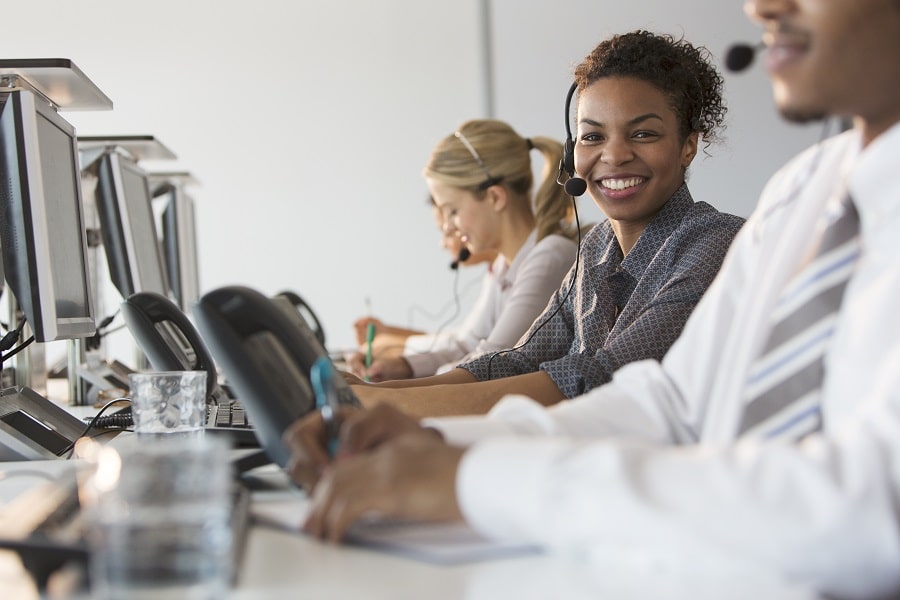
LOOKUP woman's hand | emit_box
[353,316,385,346]
[347,353,414,382]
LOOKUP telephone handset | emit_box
[119,291,220,401]
[275,289,326,348]
[194,285,360,468]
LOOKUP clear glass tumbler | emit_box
[128,370,207,437]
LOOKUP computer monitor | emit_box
[94,149,170,299]
[158,183,200,312]
[0,89,96,342]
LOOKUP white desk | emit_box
[0,457,822,600]
[235,511,820,600]
[0,377,824,600]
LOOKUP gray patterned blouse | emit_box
[459,184,745,398]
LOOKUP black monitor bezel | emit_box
[0,89,96,342]
[159,184,200,312]
[94,149,170,300]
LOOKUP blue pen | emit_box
[311,356,340,458]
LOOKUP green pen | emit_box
[364,322,376,382]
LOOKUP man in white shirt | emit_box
[285,1,900,597]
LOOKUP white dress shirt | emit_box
[428,123,900,599]
[403,230,576,377]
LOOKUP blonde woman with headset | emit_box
[348,196,498,372]
[348,119,578,382]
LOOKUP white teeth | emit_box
[601,177,643,190]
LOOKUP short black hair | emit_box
[574,30,727,146]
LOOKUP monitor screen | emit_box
[94,150,170,299]
[159,185,200,312]
[0,89,96,342]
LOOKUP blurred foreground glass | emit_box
[79,436,232,600]
[128,371,206,437]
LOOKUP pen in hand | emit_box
[364,322,376,382]
[311,356,340,458]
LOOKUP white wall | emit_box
[489,0,823,225]
[4,0,825,360]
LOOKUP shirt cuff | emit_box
[456,437,565,543]
[423,393,555,446]
[402,352,437,378]
[422,414,517,447]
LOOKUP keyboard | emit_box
[92,401,259,447]
[208,401,250,429]
[206,401,258,448]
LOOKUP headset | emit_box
[449,247,471,270]
[454,130,504,191]
[483,83,587,378]
[725,42,765,73]
[559,82,587,197]
[689,74,705,133]
[724,39,837,240]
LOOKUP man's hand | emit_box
[304,432,465,543]
[283,403,434,491]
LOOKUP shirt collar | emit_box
[494,228,538,288]
[849,121,900,234]
[618,183,694,278]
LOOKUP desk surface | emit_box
[235,516,819,600]
[0,406,821,600]
[0,459,820,600]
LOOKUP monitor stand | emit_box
[77,135,176,172]
[146,171,200,191]
[0,386,86,461]
[75,351,134,405]
[0,59,112,111]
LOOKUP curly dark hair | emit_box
[574,30,726,146]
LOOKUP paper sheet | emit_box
[250,489,539,565]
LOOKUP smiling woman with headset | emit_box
[344,31,745,418]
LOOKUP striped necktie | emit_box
[739,194,861,440]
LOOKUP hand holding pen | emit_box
[283,399,441,493]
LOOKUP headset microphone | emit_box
[564,177,587,197]
[450,247,471,270]
[725,42,765,73]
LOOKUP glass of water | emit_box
[81,436,232,600]
[128,371,207,437]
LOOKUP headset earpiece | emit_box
[689,73,705,134]
[562,137,576,179]
[560,82,578,179]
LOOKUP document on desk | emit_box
[251,489,540,565]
